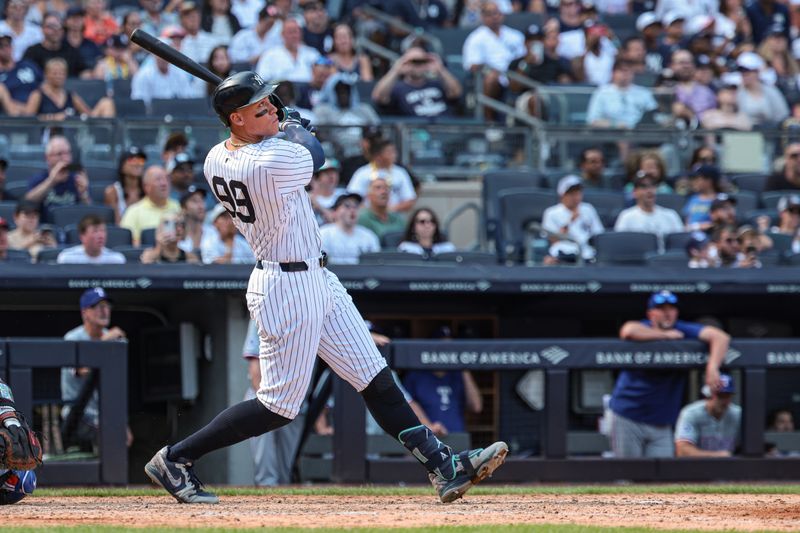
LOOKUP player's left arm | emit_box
[279,108,324,172]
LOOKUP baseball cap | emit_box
[557,175,583,196]
[209,203,230,222]
[686,14,714,36]
[161,25,187,39]
[0,216,8,230]
[80,287,112,310]
[685,231,710,253]
[14,199,40,215]
[710,193,737,211]
[525,23,543,40]
[316,158,340,172]
[647,290,678,309]
[636,12,661,32]
[767,22,785,36]
[0,32,13,43]
[778,193,800,212]
[301,0,323,9]
[703,373,736,397]
[120,145,146,163]
[314,56,334,67]
[662,11,685,27]
[633,171,656,188]
[332,192,362,209]
[737,51,765,71]
[167,152,194,173]
[179,1,199,13]
[179,184,207,206]
[65,6,85,17]
[691,164,721,183]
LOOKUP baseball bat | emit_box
[129,29,222,85]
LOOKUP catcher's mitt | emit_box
[0,413,43,471]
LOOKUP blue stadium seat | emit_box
[665,231,693,251]
[481,169,543,244]
[5,164,45,182]
[65,79,108,107]
[731,173,767,193]
[380,230,405,249]
[85,165,118,184]
[4,249,30,263]
[89,183,109,204]
[762,190,798,210]
[140,228,157,246]
[503,12,544,32]
[497,187,558,260]
[733,190,758,218]
[0,202,16,225]
[150,98,212,118]
[656,192,687,212]
[593,231,658,265]
[582,190,625,228]
[36,246,67,264]
[51,205,115,228]
[358,251,428,265]
[767,232,794,255]
[645,250,688,266]
[4,181,30,200]
[115,98,147,118]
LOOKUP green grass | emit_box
[2,526,790,533]
[30,483,800,498]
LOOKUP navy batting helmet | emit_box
[211,71,281,126]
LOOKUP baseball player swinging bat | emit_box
[129,29,222,86]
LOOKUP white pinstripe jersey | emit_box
[204,136,321,262]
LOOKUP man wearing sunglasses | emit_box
[766,143,800,191]
[608,290,730,458]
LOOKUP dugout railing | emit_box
[330,339,800,483]
[0,338,128,485]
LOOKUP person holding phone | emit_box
[371,45,461,118]
[6,199,57,261]
[24,135,91,223]
[140,213,200,263]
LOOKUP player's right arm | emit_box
[619,321,684,341]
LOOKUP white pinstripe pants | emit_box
[246,258,387,419]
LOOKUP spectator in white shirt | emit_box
[587,59,658,127]
[575,23,618,86]
[200,203,256,264]
[347,138,417,213]
[319,193,380,265]
[228,4,283,65]
[397,207,456,259]
[57,214,126,264]
[0,0,43,62]
[542,175,604,261]
[461,0,525,120]
[131,30,205,103]
[255,18,320,83]
[231,0,264,28]
[614,174,684,251]
[139,0,179,37]
[178,1,222,64]
[309,158,345,225]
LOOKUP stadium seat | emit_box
[358,251,429,265]
[593,231,658,265]
[0,202,16,224]
[4,249,31,263]
[111,77,132,97]
[766,232,794,255]
[140,228,157,246]
[731,173,767,193]
[4,181,30,200]
[89,183,109,204]
[744,208,777,228]
[428,27,473,62]
[732,190,758,218]
[51,205,115,228]
[113,245,144,263]
[115,98,148,118]
[5,164,45,182]
[665,231,693,251]
[64,79,108,107]
[656,192,687,212]
[85,165,118,184]
[762,190,798,210]
[582,190,625,227]
[497,187,557,260]
[64,224,132,247]
[435,251,497,265]
[481,169,543,244]
[380,230,405,249]
[150,98,212,118]
[36,246,67,264]
[502,12,544,32]
[645,250,688,266]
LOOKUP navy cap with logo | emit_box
[332,192,362,210]
[167,152,195,173]
[647,290,678,309]
[691,164,721,183]
[179,184,207,206]
[710,193,737,211]
[80,287,112,310]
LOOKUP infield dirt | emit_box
[13,493,800,530]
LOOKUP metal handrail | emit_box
[442,201,483,251]
[355,35,400,62]
[359,5,443,55]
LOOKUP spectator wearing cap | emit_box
[683,164,722,231]
[541,175,604,261]
[511,24,573,119]
[25,136,91,223]
[667,49,717,124]
[758,25,800,104]
[709,223,759,267]
[141,212,200,263]
[372,46,461,119]
[22,12,90,78]
[675,374,741,457]
[139,0,179,38]
[0,216,8,261]
[700,85,753,130]
[397,207,456,259]
[319,192,379,264]
[686,230,715,267]
[356,177,406,240]
[309,158,344,225]
[7,199,57,260]
[0,0,43,62]
[327,23,373,82]
[62,287,130,451]
[82,0,119,46]
[746,0,790,44]
[300,0,332,55]
[555,0,586,60]
[228,5,283,65]
[178,184,208,253]
[636,12,666,73]
[614,174,684,250]
[771,194,800,253]
[104,147,146,224]
[57,213,126,264]
[765,142,800,191]
[347,138,417,213]
[64,7,102,71]
[178,1,223,64]
[256,18,320,83]
[0,32,43,114]
[91,34,139,81]
[295,56,334,109]
[131,27,206,103]
[736,223,771,263]
[120,165,181,246]
[167,152,196,203]
[708,193,738,233]
[586,59,658,127]
[657,12,686,63]
[200,0,241,41]
[573,23,617,86]
[461,1,526,121]
[200,203,256,264]
[609,290,730,458]
[736,51,789,127]
[25,57,116,119]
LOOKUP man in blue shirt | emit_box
[0,32,42,113]
[609,290,730,458]
[24,136,90,223]
[403,370,483,436]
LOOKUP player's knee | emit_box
[361,367,404,406]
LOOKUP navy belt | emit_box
[256,253,327,272]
